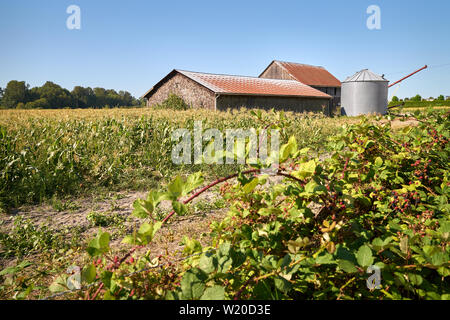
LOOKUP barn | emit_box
[259,60,341,113]
[143,69,331,113]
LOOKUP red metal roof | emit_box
[268,61,341,88]
[177,70,331,98]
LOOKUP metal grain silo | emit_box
[341,69,389,116]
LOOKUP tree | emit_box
[2,80,29,108]
[72,86,95,108]
[93,87,107,107]
[34,81,73,108]
[105,89,121,107]
[25,98,49,109]
[411,94,422,102]
[118,90,134,106]
[437,95,445,101]
[391,96,399,102]
[28,87,41,102]
[1,80,140,109]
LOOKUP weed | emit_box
[86,211,125,227]
[49,195,80,212]
[0,216,67,258]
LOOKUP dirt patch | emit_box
[389,118,419,130]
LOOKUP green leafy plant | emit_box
[0,216,67,258]
[86,211,125,227]
[155,93,190,111]
[0,261,35,299]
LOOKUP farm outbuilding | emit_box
[341,69,389,116]
[259,60,342,114]
[143,69,332,113]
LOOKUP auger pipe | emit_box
[388,65,428,88]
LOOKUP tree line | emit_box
[0,80,143,109]
[391,94,449,102]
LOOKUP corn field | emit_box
[0,108,348,209]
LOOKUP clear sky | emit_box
[1,0,449,99]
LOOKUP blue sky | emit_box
[0,0,449,99]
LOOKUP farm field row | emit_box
[0,108,351,210]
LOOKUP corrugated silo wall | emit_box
[216,95,331,114]
[341,82,388,116]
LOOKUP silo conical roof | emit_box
[343,69,388,83]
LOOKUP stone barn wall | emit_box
[146,73,216,110]
[216,95,330,113]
